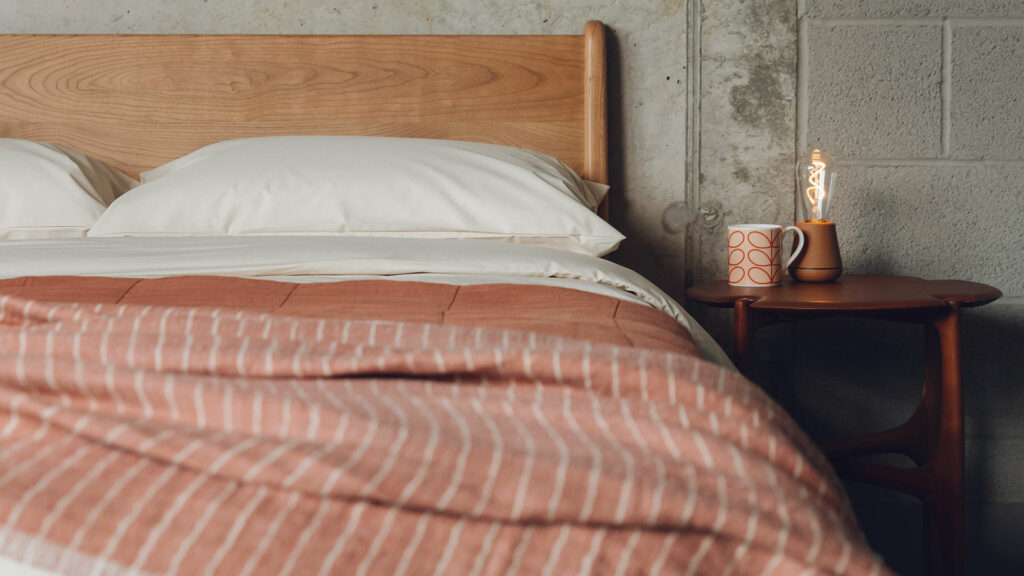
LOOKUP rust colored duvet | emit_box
[0,275,889,575]
[0,275,699,355]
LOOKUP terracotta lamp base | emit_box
[788,219,843,282]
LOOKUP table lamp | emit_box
[789,148,843,282]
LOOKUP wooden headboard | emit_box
[0,22,608,213]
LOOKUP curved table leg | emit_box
[821,304,964,576]
[732,298,755,375]
[733,298,773,377]
[924,302,964,576]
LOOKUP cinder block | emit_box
[806,0,1024,18]
[951,26,1024,160]
[962,301,1024,439]
[806,24,942,158]
[833,165,1024,294]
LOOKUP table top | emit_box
[685,275,1002,312]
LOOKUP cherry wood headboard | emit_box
[0,22,608,216]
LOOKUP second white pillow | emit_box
[88,136,623,256]
[0,139,136,239]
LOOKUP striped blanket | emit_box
[0,296,888,575]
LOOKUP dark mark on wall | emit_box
[729,55,790,140]
[661,201,691,234]
[698,201,723,230]
[727,0,795,143]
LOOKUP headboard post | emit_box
[584,20,610,219]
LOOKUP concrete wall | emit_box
[687,1,799,377]
[0,0,692,299]
[792,1,1024,573]
[691,1,1024,573]
[691,0,798,286]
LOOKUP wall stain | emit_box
[661,201,690,234]
[727,0,796,144]
[729,55,788,139]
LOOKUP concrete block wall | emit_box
[798,1,1024,573]
[688,0,799,360]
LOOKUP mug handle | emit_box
[783,226,806,269]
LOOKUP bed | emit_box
[0,24,888,576]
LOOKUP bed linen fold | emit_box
[0,237,728,366]
[0,295,888,576]
[0,277,699,356]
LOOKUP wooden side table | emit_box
[686,275,1001,576]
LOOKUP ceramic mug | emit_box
[728,224,806,287]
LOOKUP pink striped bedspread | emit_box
[0,295,889,576]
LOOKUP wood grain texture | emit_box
[584,20,609,218]
[686,275,1002,311]
[0,28,608,193]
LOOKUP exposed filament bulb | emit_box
[806,149,827,220]
[797,148,834,221]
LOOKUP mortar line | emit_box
[836,158,1024,167]
[948,17,1024,26]
[817,16,1024,26]
[684,0,703,289]
[942,18,952,158]
[790,1,805,412]
[817,17,943,26]
[796,8,809,162]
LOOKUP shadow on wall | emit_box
[788,306,1024,574]
[604,27,626,233]
[854,500,1024,576]
[963,305,1024,498]
[960,305,1024,575]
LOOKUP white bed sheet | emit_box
[0,236,730,367]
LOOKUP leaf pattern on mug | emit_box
[748,231,773,248]
[728,230,745,248]
[729,266,745,283]
[729,227,784,286]
[748,249,772,267]
[748,267,773,285]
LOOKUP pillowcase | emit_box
[0,139,137,239]
[87,136,624,256]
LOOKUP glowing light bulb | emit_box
[796,149,836,221]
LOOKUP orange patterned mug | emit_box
[727,224,805,287]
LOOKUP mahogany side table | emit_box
[686,275,1001,576]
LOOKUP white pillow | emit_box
[88,136,624,256]
[0,139,137,239]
